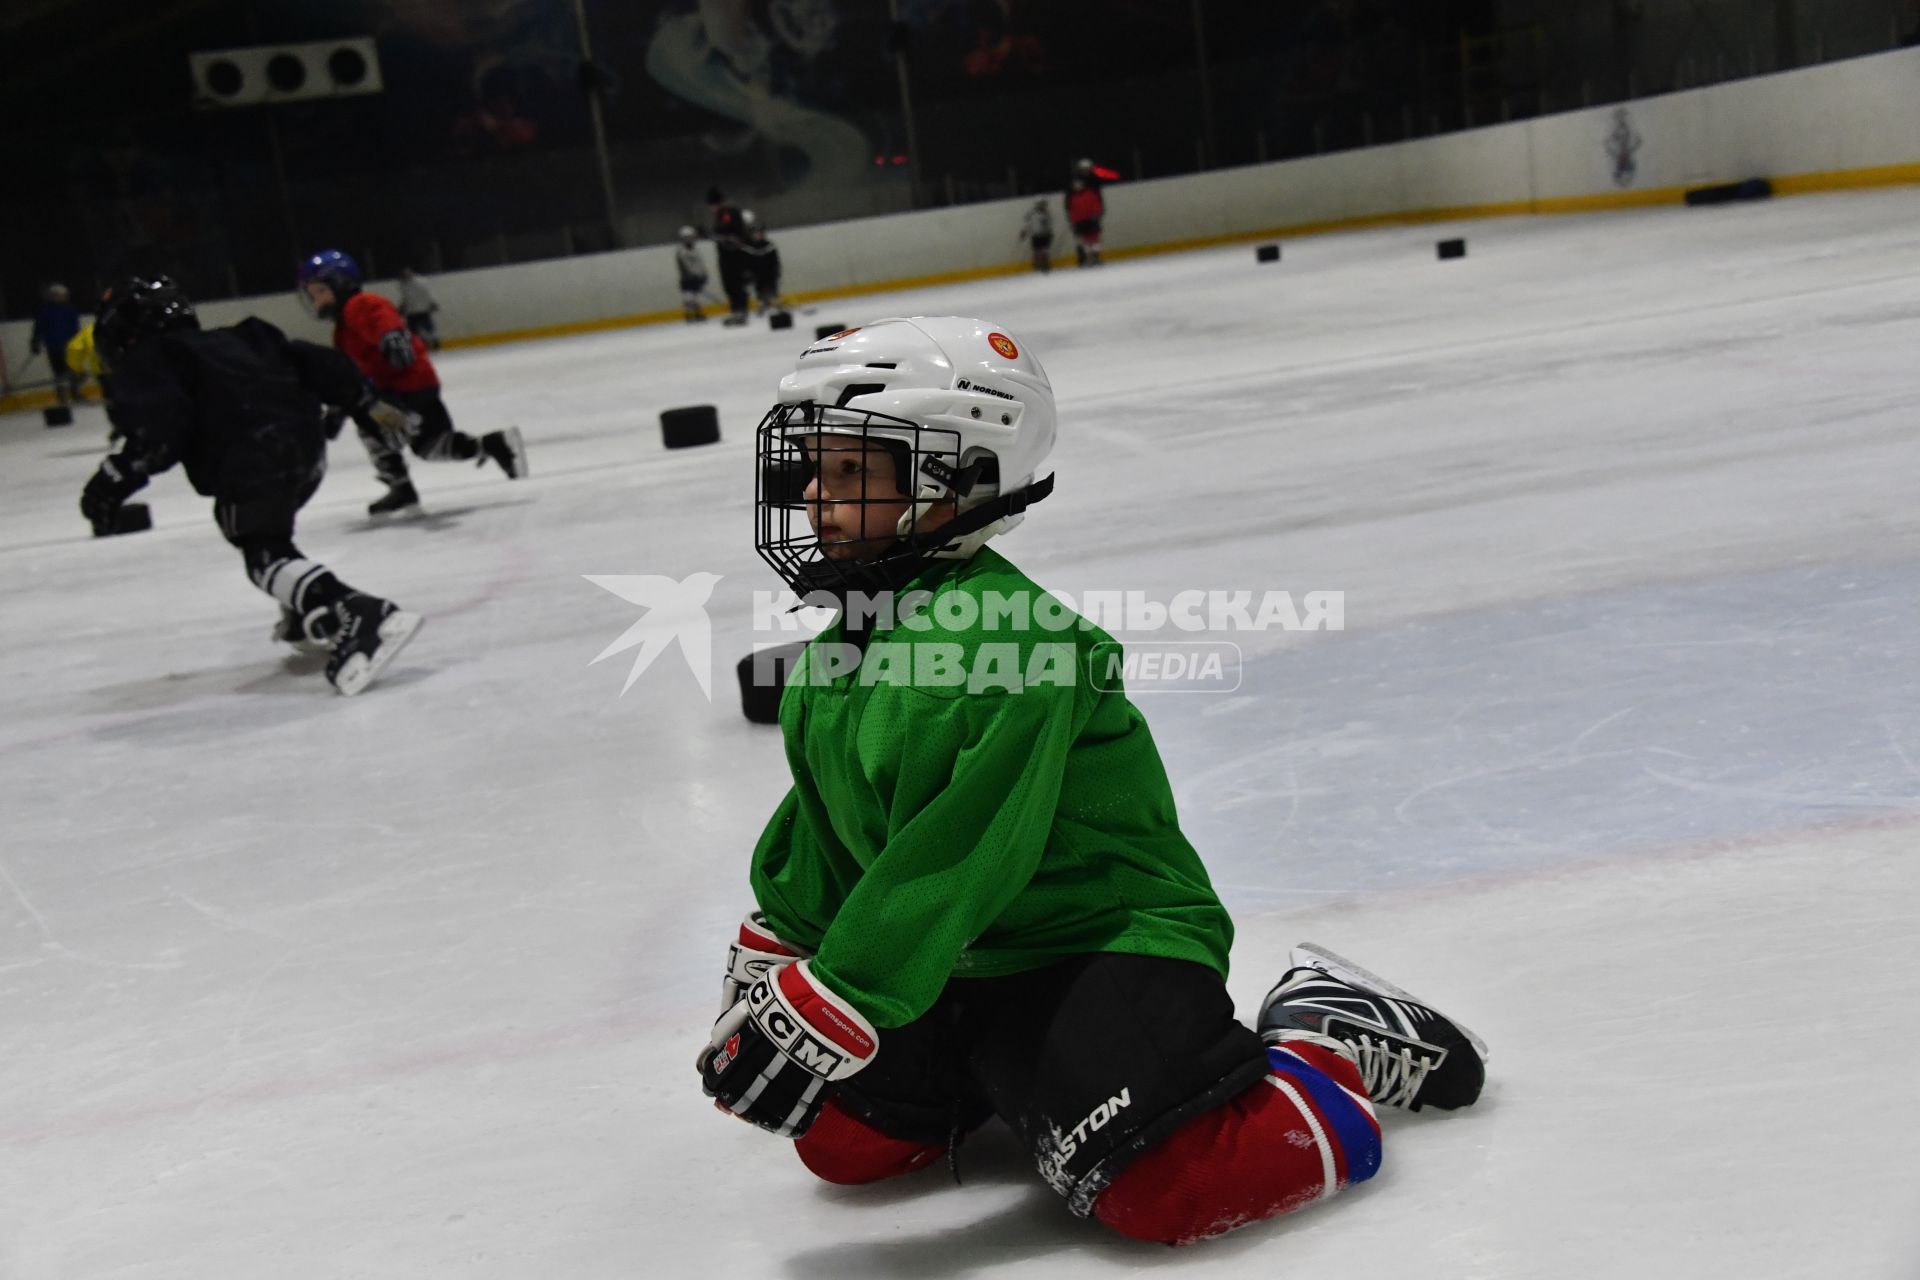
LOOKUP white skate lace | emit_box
[1351,1033,1434,1109]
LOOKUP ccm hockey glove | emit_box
[720,911,810,1013]
[699,959,876,1138]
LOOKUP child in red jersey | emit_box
[1066,177,1105,267]
[297,250,527,518]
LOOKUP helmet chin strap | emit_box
[895,485,946,543]
[894,473,1056,558]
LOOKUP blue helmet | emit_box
[297,249,362,317]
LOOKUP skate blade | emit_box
[331,611,423,697]
[502,426,528,479]
[1291,942,1489,1060]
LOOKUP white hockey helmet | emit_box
[755,316,1057,593]
[677,224,697,241]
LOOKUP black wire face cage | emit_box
[754,400,975,600]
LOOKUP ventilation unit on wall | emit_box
[189,38,384,109]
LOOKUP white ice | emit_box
[3,188,1919,1280]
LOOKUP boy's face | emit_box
[800,435,953,561]
[304,280,337,312]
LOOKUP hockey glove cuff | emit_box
[721,911,811,1013]
[699,958,877,1139]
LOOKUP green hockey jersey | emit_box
[750,548,1234,1028]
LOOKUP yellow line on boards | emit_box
[429,160,1920,349]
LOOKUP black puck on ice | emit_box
[97,502,151,537]
[737,640,810,724]
[1684,178,1774,206]
[661,405,720,449]
[43,404,73,427]
[767,310,794,331]
[1437,238,1467,260]
[814,323,847,340]
[1255,243,1281,263]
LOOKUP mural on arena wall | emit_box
[643,0,872,192]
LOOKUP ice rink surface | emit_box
[4,188,1919,1279]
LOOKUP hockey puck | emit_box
[814,323,847,340]
[737,640,810,724]
[1437,238,1467,260]
[660,405,720,449]
[1255,243,1281,264]
[43,405,73,428]
[97,502,151,537]
[767,310,794,331]
[1683,178,1774,206]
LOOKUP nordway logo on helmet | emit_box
[955,378,1016,401]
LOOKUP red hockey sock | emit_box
[1093,1042,1382,1245]
[793,1098,947,1185]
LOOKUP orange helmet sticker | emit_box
[988,332,1018,359]
[827,327,861,340]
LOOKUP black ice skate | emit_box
[271,605,334,656]
[325,593,422,696]
[480,426,528,479]
[722,312,750,327]
[368,482,423,519]
[1259,943,1487,1112]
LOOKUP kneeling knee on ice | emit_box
[792,1099,947,1185]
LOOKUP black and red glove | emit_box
[699,959,877,1138]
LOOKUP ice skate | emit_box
[325,594,422,696]
[1259,943,1486,1112]
[368,482,423,519]
[271,605,334,656]
[481,426,528,479]
[722,312,750,328]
